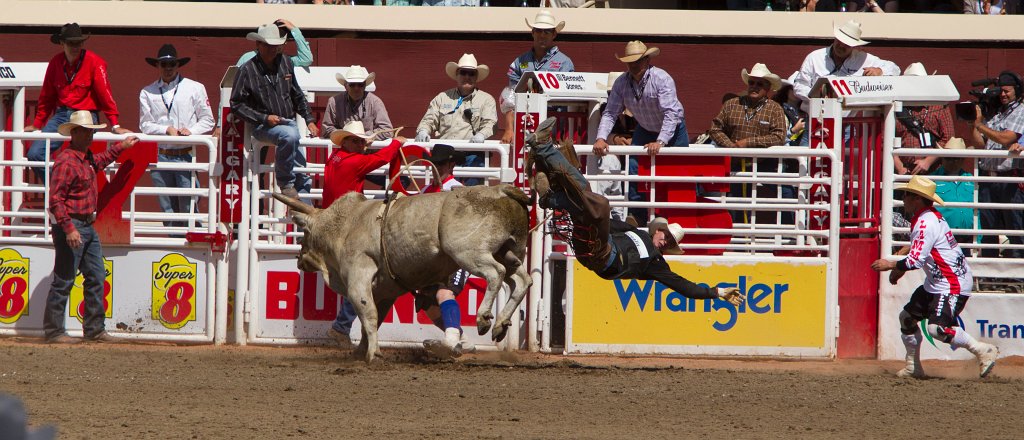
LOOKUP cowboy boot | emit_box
[525,116,558,148]
[532,172,552,209]
[558,136,582,169]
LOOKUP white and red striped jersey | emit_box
[423,175,464,193]
[899,208,973,295]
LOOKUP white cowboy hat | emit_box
[597,72,624,91]
[834,20,869,47]
[648,217,685,255]
[904,62,929,76]
[246,23,287,46]
[335,65,376,87]
[741,63,782,91]
[895,175,944,206]
[781,71,798,87]
[445,54,490,82]
[57,110,107,136]
[617,40,660,63]
[526,10,564,32]
[329,120,377,146]
[940,137,967,150]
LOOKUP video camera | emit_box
[955,71,1024,121]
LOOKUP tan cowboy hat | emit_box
[940,137,967,150]
[741,63,782,91]
[335,65,376,87]
[617,41,660,63]
[895,175,944,206]
[597,72,624,91]
[57,110,107,136]
[526,10,565,32]
[329,121,378,146]
[834,20,869,47]
[246,23,286,46]
[445,54,490,82]
[648,217,685,255]
[903,62,932,77]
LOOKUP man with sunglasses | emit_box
[322,66,392,142]
[499,10,575,145]
[792,20,899,113]
[25,23,131,180]
[139,44,215,231]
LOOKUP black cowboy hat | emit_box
[145,44,191,67]
[50,23,89,45]
[427,144,466,165]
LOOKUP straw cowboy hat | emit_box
[526,10,565,32]
[895,175,944,205]
[940,137,967,150]
[51,22,89,44]
[336,65,376,87]
[617,41,660,63]
[330,121,379,146]
[741,63,782,91]
[648,217,685,255]
[834,20,869,47]
[427,144,466,166]
[903,62,932,77]
[246,23,287,46]
[597,72,624,91]
[445,54,490,82]
[146,44,191,67]
[57,110,107,136]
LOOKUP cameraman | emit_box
[894,63,955,175]
[968,71,1024,259]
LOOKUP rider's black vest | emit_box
[598,228,661,280]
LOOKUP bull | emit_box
[272,184,532,363]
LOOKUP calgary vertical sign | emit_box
[220,110,245,223]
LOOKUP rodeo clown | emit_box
[526,117,745,306]
[871,175,998,379]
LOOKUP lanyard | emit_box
[159,77,180,114]
[447,95,465,115]
[64,51,85,84]
[630,69,650,102]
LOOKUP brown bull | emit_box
[272,184,532,362]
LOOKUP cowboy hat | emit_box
[526,10,565,33]
[57,110,107,136]
[597,72,624,91]
[0,394,56,440]
[939,137,967,150]
[50,23,89,45]
[741,63,782,91]
[335,65,376,87]
[428,144,466,166]
[330,121,378,146]
[146,44,191,67]
[445,54,490,82]
[895,175,944,205]
[246,23,287,46]
[617,41,660,63]
[648,217,685,255]
[834,20,869,47]
[903,62,929,77]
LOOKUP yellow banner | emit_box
[571,260,826,347]
[151,253,198,329]
[70,258,114,322]
[0,248,31,324]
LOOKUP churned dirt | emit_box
[2,340,1023,440]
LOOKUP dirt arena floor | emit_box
[2,340,1023,440]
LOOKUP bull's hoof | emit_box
[491,320,510,342]
[476,317,492,336]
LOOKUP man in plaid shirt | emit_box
[44,110,138,344]
[893,63,955,176]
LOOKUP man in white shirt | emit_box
[139,44,215,228]
[793,20,900,112]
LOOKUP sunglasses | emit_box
[458,69,478,77]
[748,80,772,89]
[158,61,178,68]
[347,82,366,88]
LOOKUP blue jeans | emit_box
[252,120,309,193]
[44,220,107,339]
[151,153,199,228]
[462,152,485,187]
[28,108,98,180]
[628,121,689,224]
[978,180,1024,258]
[332,300,357,334]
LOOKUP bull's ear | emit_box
[292,213,311,228]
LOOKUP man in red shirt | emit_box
[25,23,130,180]
[44,110,138,344]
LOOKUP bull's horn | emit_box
[271,193,319,216]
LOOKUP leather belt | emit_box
[159,148,193,156]
[987,169,1020,177]
[69,213,96,224]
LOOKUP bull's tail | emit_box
[271,193,320,216]
[500,185,530,207]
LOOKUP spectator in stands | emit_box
[871,175,998,379]
[593,41,688,224]
[231,23,319,200]
[45,111,139,344]
[321,121,404,349]
[848,0,894,11]
[893,62,955,175]
[416,53,498,185]
[321,66,392,141]
[139,44,215,230]
[803,0,840,10]
[590,71,634,222]
[726,0,767,9]
[774,74,807,146]
[25,23,131,180]
[929,137,975,245]
[793,20,900,113]
[708,63,790,225]
[236,19,312,69]
[964,0,1017,13]
[967,71,1024,258]
[500,10,575,144]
